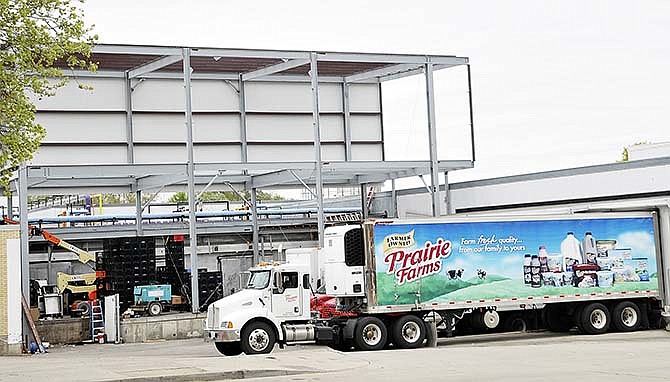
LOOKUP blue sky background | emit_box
[374,217,657,280]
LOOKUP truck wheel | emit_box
[543,305,573,332]
[503,314,528,332]
[392,315,426,349]
[579,303,610,334]
[241,321,276,355]
[215,342,242,356]
[353,317,387,351]
[148,302,163,316]
[612,301,641,332]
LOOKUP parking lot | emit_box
[1,329,668,382]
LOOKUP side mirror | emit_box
[273,272,284,294]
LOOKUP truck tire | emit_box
[612,301,641,332]
[148,302,163,316]
[391,315,426,349]
[353,317,387,351]
[543,305,573,332]
[579,303,610,334]
[215,342,242,356]
[503,313,528,332]
[241,321,276,355]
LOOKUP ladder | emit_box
[91,299,105,342]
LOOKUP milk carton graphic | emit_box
[561,232,583,272]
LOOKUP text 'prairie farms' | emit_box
[383,238,452,285]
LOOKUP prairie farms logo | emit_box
[382,232,452,285]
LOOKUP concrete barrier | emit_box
[36,317,91,344]
[120,313,206,343]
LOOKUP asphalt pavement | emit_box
[1,330,668,382]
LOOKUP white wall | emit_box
[30,78,383,165]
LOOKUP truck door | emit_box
[271,271,301,318]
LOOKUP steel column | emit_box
[391,179,398,218]
[123,72,135,163]
[135,189,143,236]
[360,184,369,219]
[238,74,248,163]
[444,171,453,215]
[251,188,259,264]
[424,63,441,217]
[342,83,352,161]
[310,53,325,247]
[183,48,200,312]
[18,163,29,344]
[467,64,476,162]
[6,193,12,218]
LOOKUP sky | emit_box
[81,0,670,187]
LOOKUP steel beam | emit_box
[342,83,352,161]
[251,188,259,265]
[361,184,368,219]
[183,48,200,313]
[241,59,309,81]
[136,173,188,191]
[425,63,441,217]
[238,74,248,163]
[319,52,468,65]
[128,55,182,79]
[444,171,453,215]
[92,44,181,56]
[310,53,325,247]
[391,179,398,218]
[123,72,135,163]
[249,169,312,189]
[344,63,420,83]
[18,163,29,345]
[191,48,310,60]
[64,69,355,83]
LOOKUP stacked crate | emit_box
[100,237,156,309]
[156,238,190,299]
[197,271,224,311]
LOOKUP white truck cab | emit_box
[204,261,313,355]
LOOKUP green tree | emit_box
[168,190,284,203]
[168,192,188,203]
[1,0,97,192]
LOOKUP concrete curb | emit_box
[100,369,315,382]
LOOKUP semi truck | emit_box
[204,212,670,355]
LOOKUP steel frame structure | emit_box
[10,44,473,317]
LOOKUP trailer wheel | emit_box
[215,342,242,356]
[612,301,641,332]
[543,305,573,332]
[241,321,276,355]
[147,302,163,316]
[392,315,426,349]
[579,303,610,334]
[353,317,387,351]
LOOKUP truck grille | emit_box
[207,306,220,328]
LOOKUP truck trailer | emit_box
[204,212,670,355]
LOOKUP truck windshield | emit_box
[246,270,271,289]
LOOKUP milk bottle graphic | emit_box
[538,246,549,273]
[523,254,532,285]
[530,255,542,288]
[561,232,583,272]
[582,232,597,264]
